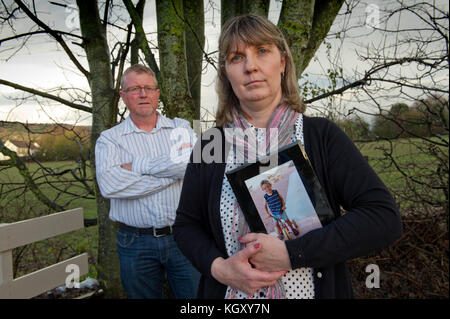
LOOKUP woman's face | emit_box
[225,42,285,109]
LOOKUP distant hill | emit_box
[0,121,91,142]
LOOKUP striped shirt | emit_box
[264,190,283,218]
[95,114,196,228]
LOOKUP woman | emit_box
[173,14,402,299]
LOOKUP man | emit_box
[95,64,199,299]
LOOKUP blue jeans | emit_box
[116,228,200,299]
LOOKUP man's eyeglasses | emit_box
[123,86,159,95]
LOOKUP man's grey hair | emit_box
[120,64,157,89]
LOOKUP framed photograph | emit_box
[226,142,334,240]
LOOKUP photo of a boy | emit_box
[260,179,300,240]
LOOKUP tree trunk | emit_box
[123,0,171,112]
[221,0,269,26]
[77,0,125,298]
[156,0,195,122]
[183,0,204,120]
[130,0,146,65]
[278,0,344,76]
[123,0,160,80]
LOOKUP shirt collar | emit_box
[156,113,175,130]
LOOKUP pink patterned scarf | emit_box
[225,103,299,163]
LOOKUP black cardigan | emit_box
[173,116,403,299]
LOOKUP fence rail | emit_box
[0,208,88,299]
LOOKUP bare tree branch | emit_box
[0,79,92,113]
[122,0,160,77]
[0,29,83,45]
[0,138,64,211]
[14,0,90,80]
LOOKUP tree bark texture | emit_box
[77,0,125,298]
[156,0,195,122]
[221,0,270,26]
[183,0,205,120]
[278,0,344,76]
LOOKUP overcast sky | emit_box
[0,0,448,125]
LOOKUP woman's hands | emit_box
[211,242,287,296]
[239,233,292,272]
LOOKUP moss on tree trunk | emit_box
[156,0,195,122]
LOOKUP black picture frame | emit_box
[226,141,334,239]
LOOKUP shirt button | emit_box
[317,272,322,278]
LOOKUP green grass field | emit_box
[356,135,448,209]
[0,160,97,220]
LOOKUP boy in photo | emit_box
[260,179,300,240]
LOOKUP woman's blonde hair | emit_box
[215,14,306,126]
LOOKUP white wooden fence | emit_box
[0,208,88,299]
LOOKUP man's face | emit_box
[261,182,273,194]
[120,72,160,120]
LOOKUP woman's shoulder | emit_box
[302,115,342,137]
[303,114,336,128]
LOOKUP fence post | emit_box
[0,224,13,296]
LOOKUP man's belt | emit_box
[117,222,172,237]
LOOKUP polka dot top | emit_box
[220,114,315,299]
